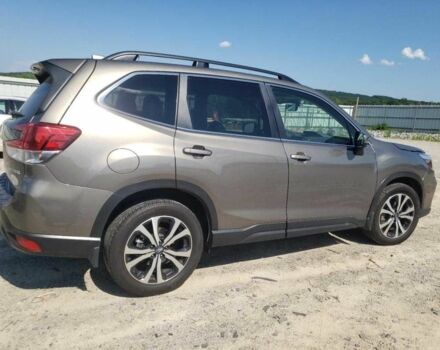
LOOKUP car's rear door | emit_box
[267,84,377,237]
[174,75,288,246]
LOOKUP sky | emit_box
[2,0,440,101]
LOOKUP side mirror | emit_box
[351,131,367,155]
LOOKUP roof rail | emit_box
[104,51,298,83]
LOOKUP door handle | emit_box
[183,145,212,157]
[290,153,311,161]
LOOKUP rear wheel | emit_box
[364,183,420,245]
[104,200,204,296]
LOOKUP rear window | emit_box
[18,82,51,120]
[15,64,71,123]
[102,74,178,126]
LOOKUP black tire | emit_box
[363,183,420,245]
[104,199,204,297]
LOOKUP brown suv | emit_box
[0,51,436,296]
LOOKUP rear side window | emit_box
[186,77,271,137]
[103,74,178,126]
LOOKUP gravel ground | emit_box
[0,138,439,349]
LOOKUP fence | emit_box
[280,103,348,137]
[341,105,440,133]
[0,75,38,98]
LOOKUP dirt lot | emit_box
[0,138,439,349]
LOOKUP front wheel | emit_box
[104,200,204,296]
[363,183,420,245]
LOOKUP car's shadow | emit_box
[198,229,369,269]
[0,230,370,298]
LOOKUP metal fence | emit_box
[0,75,38,98]
[280,103,347,136]
[341,105,440,133]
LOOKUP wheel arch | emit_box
[91,180,218,247]
[365,171,423,230]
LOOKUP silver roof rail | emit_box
[104,51,298,83]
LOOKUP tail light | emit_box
[16,236,42,253]
[5,122,81,164]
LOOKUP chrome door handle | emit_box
[183,145,212,157]
[290,153,311,161]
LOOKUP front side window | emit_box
[103,74,178,126]
[271,86,352,145]
[0,100,6,114]
[186,77,271,137]
[5,100,24,114]
[13,100,24,111]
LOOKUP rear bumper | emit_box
[0,172,101,267]
[0,211,101,267]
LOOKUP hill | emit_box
[317,89,440,106]
[0,72,36,79]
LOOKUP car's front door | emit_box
[175,76,288,246]
[268,85,377,237]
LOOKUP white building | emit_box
[0,75,38,99]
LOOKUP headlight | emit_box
[419,152,433,169]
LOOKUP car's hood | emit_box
[393,142,424,153]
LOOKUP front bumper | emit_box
[0,173,101,267]
[421,169,437,215]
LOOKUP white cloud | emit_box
[219,41,232,48]
[380,59,395,66]
[359,54,373,65]
[401,47,428,60]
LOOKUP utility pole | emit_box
[352,96,359,120]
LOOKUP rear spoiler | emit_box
[31,59,86,83]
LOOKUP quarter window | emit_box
[186,77,271,137]
[103,74,178,126]
[271,86,352,145]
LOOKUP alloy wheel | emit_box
[124,216,192,284]
[379,193,415,238]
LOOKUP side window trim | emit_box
[177,73,280,140]
[266,83,357,146]
[259,81,281,140]
[177,74,191,130]
[97,71,180,128]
